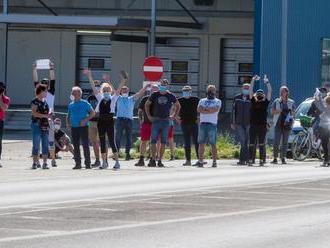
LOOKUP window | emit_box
[88,58,105,69]
[239,63,253,73]
[238,76,252,85]
[194,0,215,6]
[171,61,188,72]
[171,74,188,84]
[322,39,330,85]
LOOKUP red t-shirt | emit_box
[0,95,10,120]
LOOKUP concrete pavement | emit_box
[1,141,330,247]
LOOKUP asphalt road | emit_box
[1,141,330,247]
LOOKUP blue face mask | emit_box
[103,92,110,99]
[159,86,167,92]
[242,89,249,95]
[182,91,191,97]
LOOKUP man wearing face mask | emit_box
[84,68,103,168]
[231,82,252,165]
[248,75,272,166]
[115,83,150,161]
[196,85,221,168]
[177,85,200,166]
[0,82,10,168]
[135,84,159,167]
[145,79,181,167]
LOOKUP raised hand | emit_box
[120,70,129,80]
[102,73,110,82]
[83,68,91,76]
[252,75,260,81]
[263,74,269,84]
[49,62,55,70]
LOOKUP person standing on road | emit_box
[94,71,126,170]
[32,61,57,167]
[135,84,159,167]
[313,88,330,166]
[177,85,200,166]
[66,87,95,170]
[196,85,221,168]
[0,82,10,168]
[31,84,51,169]
[84,69,104,168]
[231,83,251,166]
[248,75,272,166]
[271,86,296,165]
[145,79,181,167]
[115,82,150,161]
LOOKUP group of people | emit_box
[5,60,330,170]
[29,61,222,170]
[232,75,299,166]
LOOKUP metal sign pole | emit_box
[3,0,8,14]
[150,0,156,56]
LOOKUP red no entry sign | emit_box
[143,56,164,81]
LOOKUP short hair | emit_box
[121,86,129,91]
[182,85,192,91]
[71,86,82,95]
[93,80,101,86]
[101,83,112,93]
[161,79,169,85]
[207,84,216,92]
[35,84,47,95]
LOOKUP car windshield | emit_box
[295,101,312,119]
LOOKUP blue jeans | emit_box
[151,120,170,144]
[31,122,49,156]
[115,117,133,154]
[198,123,217,145]
[236,124,250,163]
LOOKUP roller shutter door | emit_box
[156,38,200,96]
[220,38,254,112]
[77,35,112,98]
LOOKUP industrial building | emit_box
[0,0,327,114]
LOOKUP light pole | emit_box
[150,0,156,56]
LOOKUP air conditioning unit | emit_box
[194,0,215,6]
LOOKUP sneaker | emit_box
[99,161,109,170]
[36,162,41,168]
[85,165,92,169]
[183,160,192,166]
[196,161,204,168]
[157,160,165,168]
[169,155,175,161]
[135,158,145,167]
[321,161,328,167]
[92,160,101,168]
[271,159,278,164]
[51,160,57,167]
[31,163,38,170]
[212,161,217,168]
[72,165,82,170]
[113,161,120,170]
[42,163,49,170]
[281,159,287,165]
[237,161,246,166]
[259,161,264,166]
[125,153,131,161]
[248,162,253,167]
[148,158,157,167]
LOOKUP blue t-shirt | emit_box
[149,92,177,119]
[116,96,136,119]
[68,100,93,128]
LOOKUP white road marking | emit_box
[2,198,330,243]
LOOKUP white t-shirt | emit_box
[95,93,119,113]
[198,98,222,125]
[46,92,55,113]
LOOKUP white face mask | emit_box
[70,95,74,101]
[54,124,61,130]
[122,93,128,97]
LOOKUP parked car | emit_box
[287,97,314,154]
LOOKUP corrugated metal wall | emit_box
[257,0,330,104]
